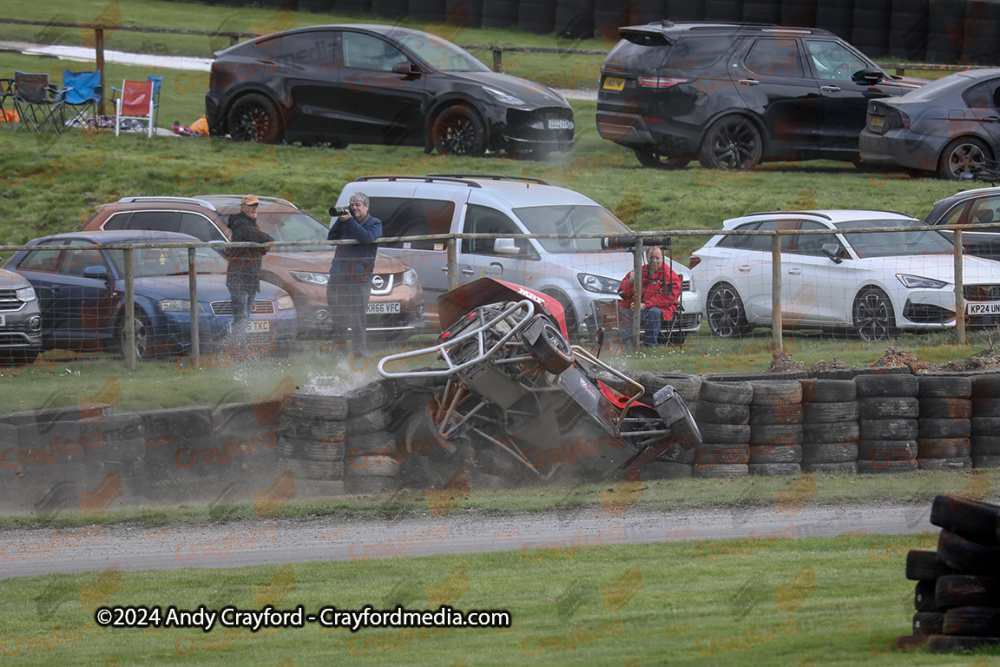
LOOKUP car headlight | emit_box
[577,272,620,294]
[276,295,296,310]
[402,268,418,287]
[160,299,203,312]
[484,86,525,106]
[15,286,36,302]
[289,270,329,286]
[897,274,948,289]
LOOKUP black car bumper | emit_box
[496,107,575,152]
[596,110,698,155]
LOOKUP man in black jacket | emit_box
[327,192,381,357]
[226,194,273,340]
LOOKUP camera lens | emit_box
[328,206,350,217]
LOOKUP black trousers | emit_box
[327,274,372,355]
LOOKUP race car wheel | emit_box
[524,320,574,374]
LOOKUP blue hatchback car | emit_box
[3,231,297,360]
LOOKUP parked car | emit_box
[3,231,298,360]
[860,69,1000,180]
[688,210,1000,341]
[336,174,701,340]
[0,267,43,364]
[205,24,574,157]
[924,186,1000,261]
[80,195,425,339]
[597,22,924,170]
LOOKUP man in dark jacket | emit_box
[327,192,381,357]
[226,194,274,339]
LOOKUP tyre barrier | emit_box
[693,380,752,478]
[747,380,802,475]
[903,496,1000,653]
[971,374,1000,468]
[800,378,859,474]
[918,375,973,471]
[855,373,918,474]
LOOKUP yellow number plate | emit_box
[870,116,885,128]
[603,77,626,91]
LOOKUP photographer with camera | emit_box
[327,192,381,357]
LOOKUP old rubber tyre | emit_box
[749,404,803,425]
[634,147,690,170]
[860,418,918,440]
[698,115,763,171]
[345,431,398,463]
[749,380,802,405]
[972,416,1000,434]
[280,456,343,481]
[935,575,1000,609]
[852,287,896,342]
[641,461,692,479]
[638,372,702,404]
[855,373,919,398]
[927,634,1000,651]
[700,380,753,404]
[345,379,396,416]
[801,442,858,464]
[918,438,971,459]
[801,461,857,474]
[972,435,1000,455]
[285,394,348,420]
[696,400,750,424]
[802,421,860,444]
[692,463,749,477]
[913,612,944,637]
[919,398,971,419]
[918,418,970,439]
[938,529,1000,574]
[695,443,750,465]
[930,495,1000,545]
[432,105,486,156]
[347,453,402,478]
[906,550,956,581]
[228,92,283,143]
[918,457,972,471]
[749,443,802,464]
[749,423,802,447]
[914,580,941,611]
[918,375,972,398]
[858,439,917,462]
[748,463,800,476]
[802,401,859,423]
[942,606,1000,636]
[698,422,750,444]
[973,454,1000,468]
[939,136,991,180]
[972,397,1000,417]
[706,283,752,338]
[655,442,697,465]
[801,378,857,403]
[278,435,345,462]
[858,397,919,419]
[857,459,918,474]
[346,409,393,435]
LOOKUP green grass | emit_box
[0,535,996,665]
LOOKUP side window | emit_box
[745,38,804,79]
[964,79,1000,109]
[746,220,794,252]
[17,247,63,273]
[180,213,226,242]
[968,196,1000,226]
[382,199,455,251]
[936,202,969,227]
[717,222,760,249]
[58,247,109,277]
[462,205,528,256]
[371,197,420,248]
[790,221,838,256]
[342,32,407,72]
[127,211,182,233]
[102,212,131,231]
[275,31,338,69]
[805,40,867,82]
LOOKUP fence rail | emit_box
[1,220,994,369]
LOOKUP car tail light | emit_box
[689,256,701,269]
[637,77,686,89]
[886,110,910,130]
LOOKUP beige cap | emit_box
[240,194,260,206]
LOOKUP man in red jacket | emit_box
[618,245,681,346]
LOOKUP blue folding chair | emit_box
[147,75,162,129]
[62,70,102,128]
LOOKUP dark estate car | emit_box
[0,268,43,364]
[205,24,575,156]
[860,69,1000,180]
[597,22,924,170]
[925,186,1000,260]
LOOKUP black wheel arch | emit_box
[702,111,770,157]
[220,85,290,135]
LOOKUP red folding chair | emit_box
[113,80,155,137]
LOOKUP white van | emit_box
[336,175,701,338]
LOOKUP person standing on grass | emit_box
[327,192,381,357]
[226,194,273,340]
[618,244,682,347]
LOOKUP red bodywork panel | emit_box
[437,278,569,339]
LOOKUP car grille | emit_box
[675,310,701,331]
[903,302,953,324]
[965,284,1000,301]
[505,107,575,140]
[0,290,24,312]
[210,300,275,316]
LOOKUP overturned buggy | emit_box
[378,278,700,486]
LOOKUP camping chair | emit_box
[12,71,66,134]
[591,298,685,348]
[112,79,155,137]
[0,78,16,124]
[147,75,162,128]
[62,70,102,128]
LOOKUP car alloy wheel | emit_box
[227,93,283,143]
[634,147,690,170]
[699,116,763,171]
[119,314,151,361]
[853,287,895,342]
[939,137,990,180]
[432,105,486,156]
[707,283,752,338]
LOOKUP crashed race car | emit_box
[378,278,701,486]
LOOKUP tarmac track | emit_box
[0,501,935,579]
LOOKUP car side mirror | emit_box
[852,68,883,86]
[83,265,109,280]
[821,242,843,264]
[391,61,420,78]
[494,238,520,256]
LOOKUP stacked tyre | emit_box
[747,380,803,476]
[903,496,1000,652]
[343,380,402,494]
[277,394,347,491]
[856,373,919,474]
[693,381,752,478]
[637,372,702,480]
[916,375,972,471]
[800,378,859,474]
[971,374,1000,468]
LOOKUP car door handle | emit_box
[985,114,1000,123]
[737,79,759,86]
[737,265,751,272]
[821,85,841,92]
[788,268,802,275]
[460,267,475,275]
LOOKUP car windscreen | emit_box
[106,246,228,277]
[512,205,631,253]
[835,219,954,258]
[256,212,331,251]
[391,31,490,72]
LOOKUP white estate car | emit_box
[688,210,1000,341]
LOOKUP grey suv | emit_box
[0,267,43,364]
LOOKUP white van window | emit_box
[462,205,536,258]
[512,205,630,253]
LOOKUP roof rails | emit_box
[196,194,295,207]
[117,196,218,212]
[745,210,835,220]
[354,174,551,187]
[428,174,550,185]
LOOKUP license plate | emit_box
[227,320,270,333]
[967,302,1000,315]
[870,116,885,128]
[547,118,572,129]
[367,302,401,314]
[603,77,626,91]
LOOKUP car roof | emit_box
[221,23,435,55]
[28,230,202,245]
[350,174,597,207]
[720,210,919,229]
[933,186,1000,206]
[620,21,836,39]
[93,195,300,216]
